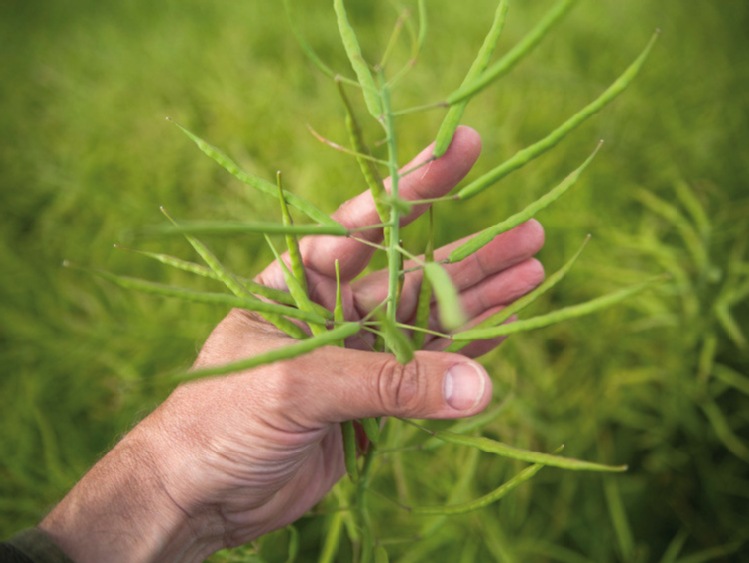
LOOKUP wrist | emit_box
[39,423,222,562]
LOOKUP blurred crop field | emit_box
[2,0,748,561]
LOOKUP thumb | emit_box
[293,346,492,423]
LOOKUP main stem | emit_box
[348,72,400,563]
[353,442,377,563]
[379,73,401,327]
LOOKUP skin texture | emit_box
[39,127,545,562]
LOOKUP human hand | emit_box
[39,127,545,562]
[256,126,545,356]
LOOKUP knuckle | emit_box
[374,358,426,416]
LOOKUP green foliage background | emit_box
[1,0,748,561]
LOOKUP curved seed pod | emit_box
[412,209,435,349]
[714,364,749,397]
[341,420,360,481]
[424,262,466,331]
[319,511,345,563]
[429,429,626,472]
[277,171,309,294]
[172,322,362,381]
[602,475,635,560]
[635,188,708,274]
[161,208,307,339]
[333,266,380,445]
[160,208,250,298]
[285,526,300,563]
[715,299,747,349]
[378,9,409,71]
[447,0,577,105]
[396,241,406,304]
[150,221,348,237]
[419,401,512,451]
[115,246,330,314]
[674,180,710,235]
[452,277,662,341]
[382,3,427,88]
[360,417,381,444]
[411,463,544,515]
[334,0,383,119]
[376,309,414,365]
[447,235,590,352]
[84,261,310,338]
[171,119,336,227]
[283,0,338,80]
[456,30,660,200]
[69,265,328,326]
[331,258,352,344]
[416,0,427,59]
[449,141,601,263]
[433,0,509,157]
[702,400,749,463]
[334,259,344,324]
[115,247,220,280]
[264,235,327,337]
[337,80,389,226]
[374,546,390,563]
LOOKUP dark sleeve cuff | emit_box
[1,529,74,563]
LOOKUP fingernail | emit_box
[444,363,487,411]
